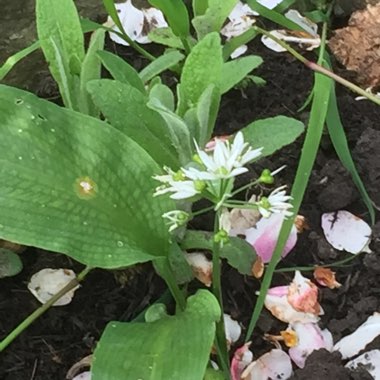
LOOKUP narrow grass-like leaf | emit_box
[192,0,238,39]
[0,85,174,268]
[87,79,179,168]
[79,29,105,116]
[92,290,220,380]
[148,0,190,38]
[0,42,40,81]
[326,84,375,224]
[139,51,185,83]
[97,50,145,93]
[220,55,263,94]
[241,116,305,157]
[245,72,332,340]
[245,0,303,30]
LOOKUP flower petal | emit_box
[345,349,380,379]
[321,210,372,254]
[334,312,380,359]
[245,213,297,263]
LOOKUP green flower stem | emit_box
[252,26,380,106]
[212,210,230,377]
[245,22,332,341]
[275,251,363,273]
[0,266,92,352]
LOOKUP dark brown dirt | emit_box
[1,22,380,380]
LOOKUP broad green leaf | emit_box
[177,32,223,116]
[0,84,174,268]
[148,0,190,38]
[149,83,175,112]
[204,368,226,380]
[92,290,220,380]
[148,27,184,50]
[0,249,23,278]
[192,0,238,40]
[181,230,256,275]
[144,303,168,322]
[148,97,193,165]
[241,116,305,157]
[97,50,145,93]
[87,79,179,168]
[79,29,105,116]
[36,0,84,109]
[139,51,185,83]
[220,55,263,94]
[326,83,375,224]
[184,85,221,146]
[193,0,209,16]
[167,242,193,284]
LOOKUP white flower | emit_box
[257,185,293,218]
[153,167,203,200]
[154,180,200,200]
[195,132,263,180]
[162,210,189,232]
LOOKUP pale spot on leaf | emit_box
[74,176,98,200]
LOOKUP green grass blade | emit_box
[245,0,304,30]
[326,83,375,224]
[0,42,40,82]
[245,71,332,340]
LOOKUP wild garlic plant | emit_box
[153,131,293,371]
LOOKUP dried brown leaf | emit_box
[329,4,380,87]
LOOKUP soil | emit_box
[1,5,380,380]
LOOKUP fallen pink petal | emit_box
[241,349,293,380]
[288,322,333,368]
[245,213,297,263]
[231,343,253,380]
[287,271,321,315]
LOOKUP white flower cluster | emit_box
[154,132,262,200]
[154,132,293,232]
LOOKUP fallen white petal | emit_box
[288,323,333,368]
[242,349,292,380]
[230,45,248,59]
[136,7,168,44]
[28,268,79,306]
[221,18,256,39]
[228,2,258,21]
[108,0,144,46]
[261,30,288,52]
[72,372,91,380]
[334,312,380,359]
[224,314,242,345]
[345,350,380,379]
[321,210,372,254]
[258,0,284,10]
[185,252,213,287]
[285,10,318,36]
